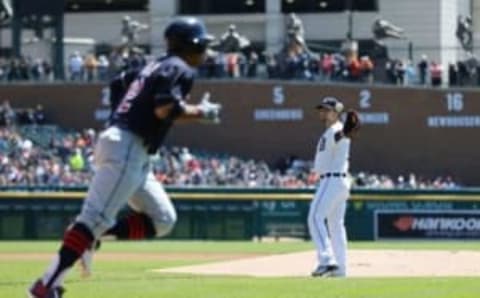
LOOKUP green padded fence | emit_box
[1,188,480,240]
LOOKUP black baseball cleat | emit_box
[27,279,65,298]
[311,265,339,277]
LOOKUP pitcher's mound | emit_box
[153,249,480,277]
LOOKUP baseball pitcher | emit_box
[308,96,360,277]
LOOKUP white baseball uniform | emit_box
[308,120,351,276]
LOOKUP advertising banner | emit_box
[375,210,480,240]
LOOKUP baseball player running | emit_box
[308,96,360,277]
[28,17,220,298]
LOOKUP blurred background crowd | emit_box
[3,48,479,88]
[1,12,479,88]
[0,2,472,189]
[0,102,459,190]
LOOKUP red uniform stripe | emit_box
[128,216,135,239]
[127,214,146,239]
[137,216,145,239]
[63,228,91,255]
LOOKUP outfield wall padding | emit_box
[1,188,480,240]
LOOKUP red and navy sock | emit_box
[105,212,156,240]
[44,222,94,288]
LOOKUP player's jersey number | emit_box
[116,77,145,113]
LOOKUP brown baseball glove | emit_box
[343,109,361,138]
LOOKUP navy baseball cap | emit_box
[316,96,344,113]
[164,17,214,46]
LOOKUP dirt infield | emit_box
[6,249,480,277]
[154,249,480,277]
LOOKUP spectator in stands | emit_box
[214,52,227,78]
[247,52,258,78]
[108,51,125,76]
[68,52,84,81]
[84,53,98,82]
[34,105,46,124]
[457,60,468,86]
[430,61,442,87]
[31,59,44,81]
[321,53,334,81]
[7,59,21,81]
[465,53,478,83]
[126,51,147,70]
[332,53,346,81]
[266,53,279,79]
[0,101,15,126]
[0,106,7,127]
[69,148,85,172]
[418,54,429,85]
[407,173,417,189]
[404,60,417,85]
[360,56,374,83]
[226,53,241,78]
[476,63,480,86]
[18,57,31,80]
[42,60,53,82]
[448,63,458,86]
[385,60,396,84]
[17,108,36,125]
[97,55,110,81]
[82,129,96,147]
[347,56,361,82]
[395,60,406,85]
[0,58,6,81]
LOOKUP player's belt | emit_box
[320,172,347,179]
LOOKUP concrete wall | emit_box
[473,0,480,56]
[0,11,149,56]
[0,1,473,68]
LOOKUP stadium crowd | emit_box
[2,50,480,88]
[1,14,478,87]
[0,50,147,83]
[0,57,54,82]
[0,104,460,190]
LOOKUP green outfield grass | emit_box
[2,240,480,253]
[0,240,313,254]
[1,241,479,298]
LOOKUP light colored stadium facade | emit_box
[150,0,472,65]
[150,0,475,66]
[1,0,479,66]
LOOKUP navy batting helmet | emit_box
[164,17,214,53]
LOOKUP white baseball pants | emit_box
[308,177,349,275]
[76,126,177,238]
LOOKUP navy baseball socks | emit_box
[29,214,155,297]
[29,223,94,298]
[105,212,156,239]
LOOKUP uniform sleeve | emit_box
[313,130,334,174]
[153,68,193,108]
[109,69,139,112]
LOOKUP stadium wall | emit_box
[1,188,480,240]
[1,81,479,184]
